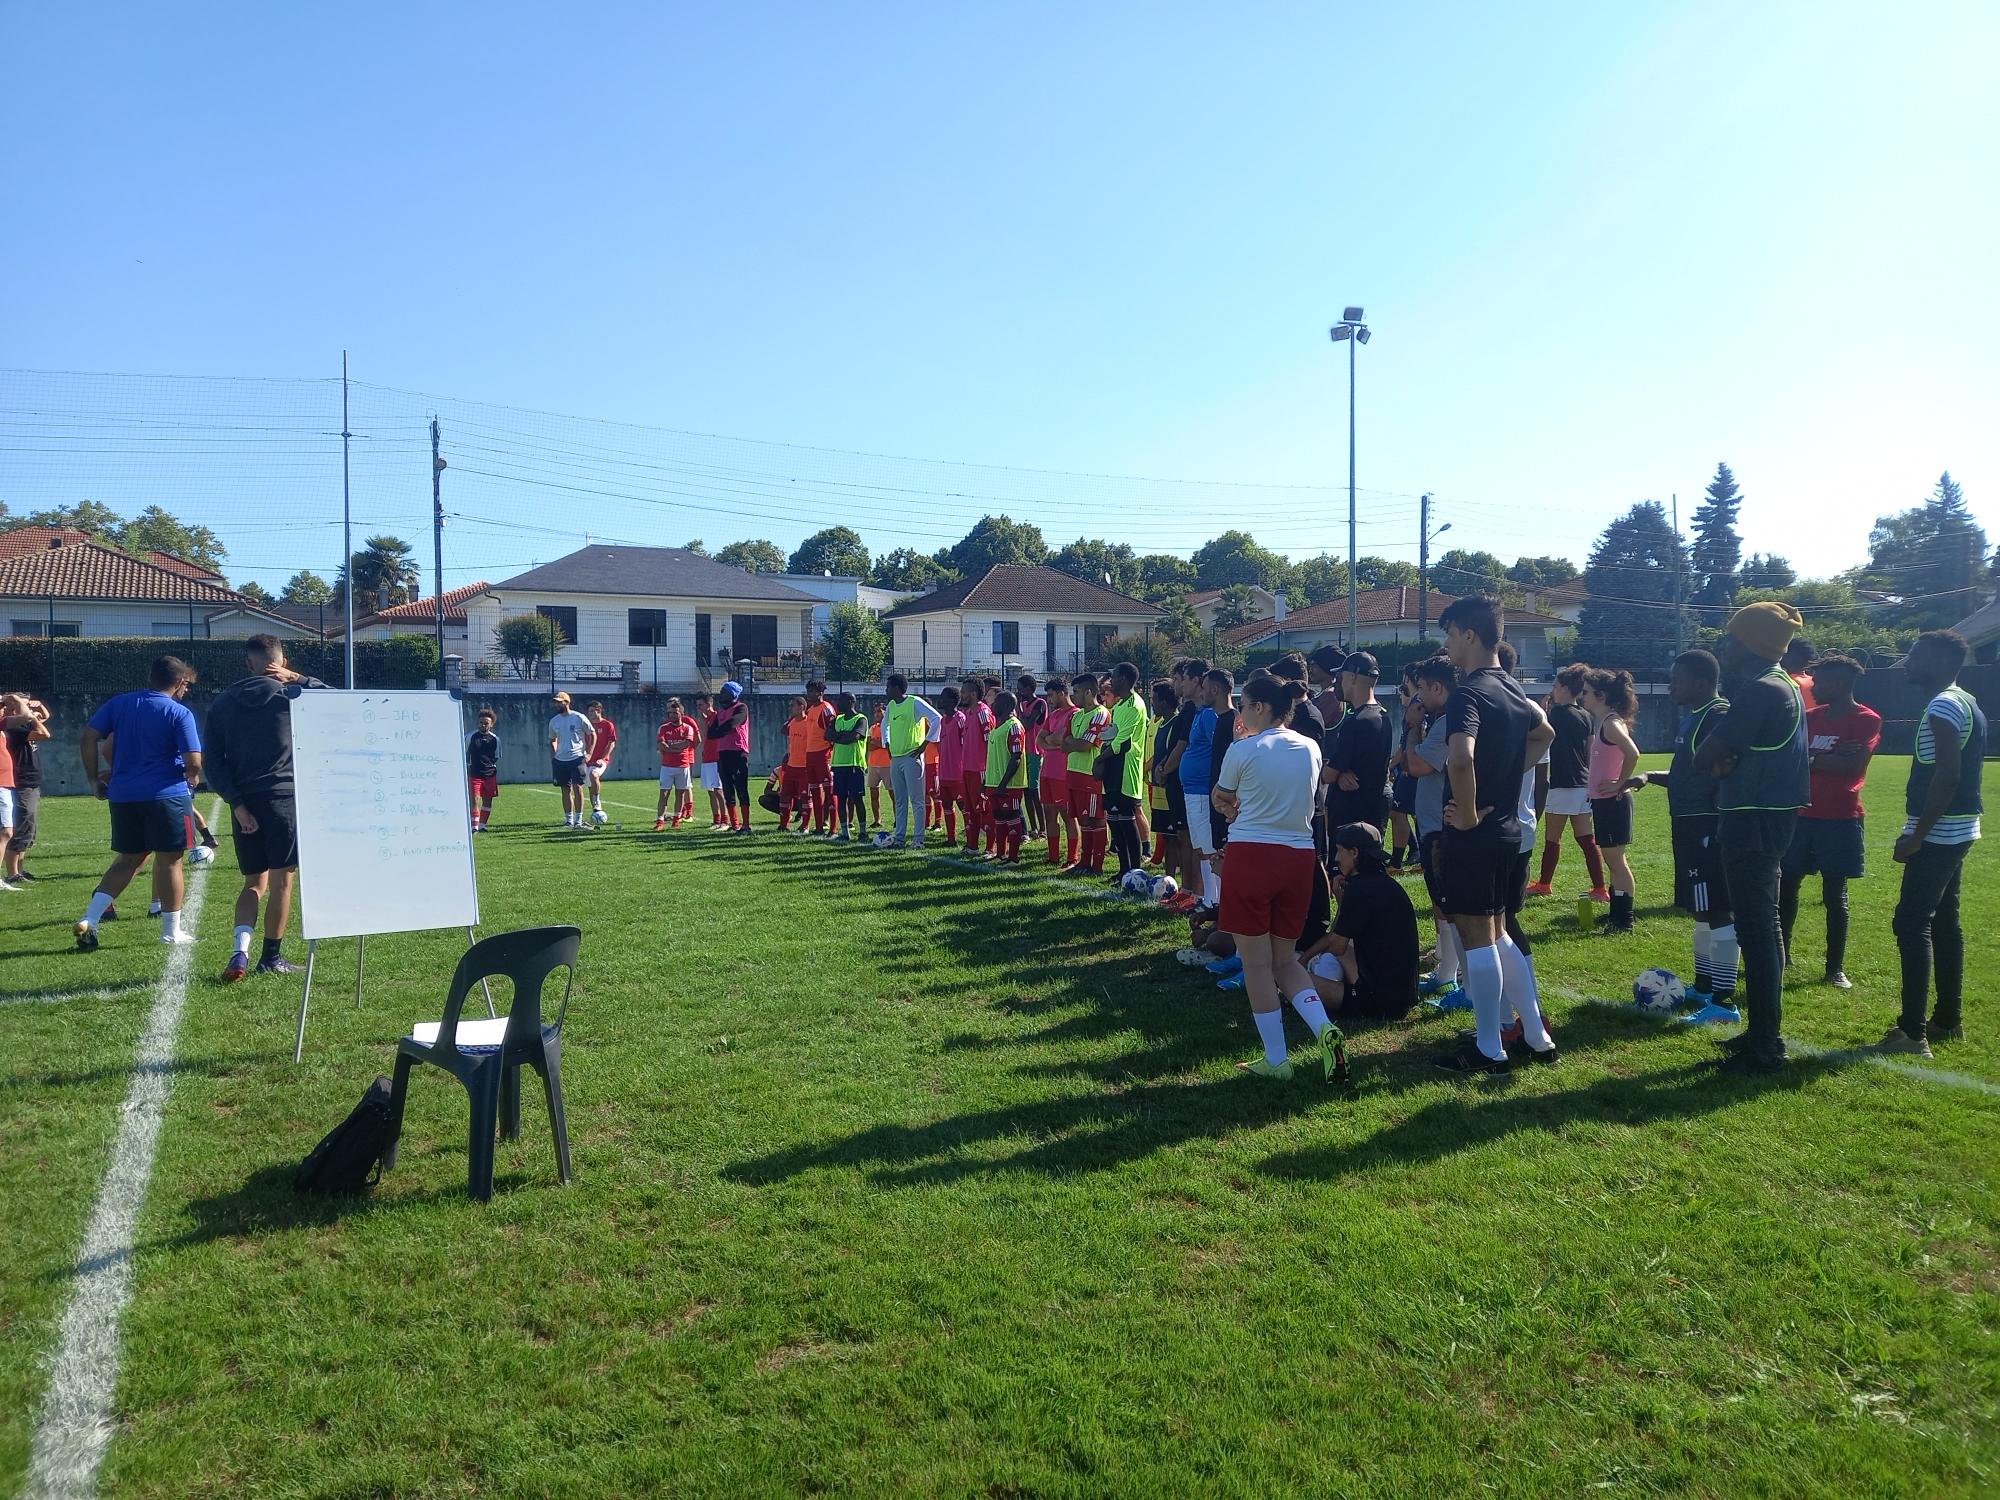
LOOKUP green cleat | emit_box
[1235,1056,1294,1080]
[1316,1024,1350,1087]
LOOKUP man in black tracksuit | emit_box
[204,634,326,982]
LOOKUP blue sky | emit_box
[3,1,1994,592]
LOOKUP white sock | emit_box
[1288,990,1333,1036]
[1692,921,1713,994]
[1463,944,1506,1061]
[1202,864,1221,905]
[234,924,254,958]
[1495,933,1554,1051]
[1252,1007,1288,1066]
[83,890,114,927]
[1432,923,1461,984]
[1711,924,1740,1002]
[160,908,181,941]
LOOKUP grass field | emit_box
[2,758,1996,1498]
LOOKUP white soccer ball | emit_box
[187,844,214,865]
[1632,967,1686,1015]
[1120,868,1153,895]
[873,830,895,849]
[590,808,609,826]
[1152,874,1179,902]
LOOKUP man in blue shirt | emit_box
[75,656,204,950]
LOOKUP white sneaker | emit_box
[158,931,196,945]
[147,901,164,918]
[1174,946,1211,967]
[0,879,20,893]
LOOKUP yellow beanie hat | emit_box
[1726,600,1804,662]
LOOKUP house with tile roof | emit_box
[1186,584,1281,630]
[0,530,296,640]
[1222,586,1570,677]
[878,565,1162,682]
[341,580,491,656]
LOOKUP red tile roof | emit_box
[0,536,253,605]
[1224,587,1566,645]
[0,527,95,559]
[880,564,1160,620]
[353,581,490,630]
[143,549,226,583]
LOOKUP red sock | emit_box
[1006,827,1023,860]
[944,806,957,842]
[1578,834,1606,888]
[1047,825,1062,864]
[1066,827,1079,864]
[1539,839,1560,886]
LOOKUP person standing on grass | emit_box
[1581,668,1642,932]
[934,685,965,846]
[465,706,501,833]
[1784,638,1819,713]
[800,680,836,834]
[1880,629,1985,1058]
[1061,673,1113,873]
[1388,667,1423,871]
[882,674,942,848]
[74,656,203,950]
[1636,650,1740,1024]
[691,692,725,828]
[1431,595,1559,1074]
[1779,654,1880,989]
[1147,679,1182,872]
[548,692,594,828]
[1325,652,1391,838]
[1211,674,1344,1081]
[1405,655,1464,1009]
[1527,664,1608,900]
[957,676,994,855]
[924,722,944,832]
[982,690,1028,861]
[1307,645,1348,735]
[827,692,869,842]
[1017,673,1048,841]
[583,701,618,818]
[1177,667,1225,913]
[1037,677,1077,866]
[1695,601,1809,1073]
[0,695,49,891]
[708,682,754,833]
[1158,665,1202,901]
[863,705,891,831]
[203,634,326,981]
[1101,662,1150,880]
[654,697,700,830]
[777,695,813,833]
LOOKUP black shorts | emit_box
[1420,829,1448,909]
[1440,820,1514,917]
[1165,778,1188,826]
[110,792,196,855]
[551,757,587,787]
[1103,787,1139,818]
[1150,800,1185,836]
[1782,816,1866,880]
[230,793,299,875]
[1671,815,1733,925]
[1391,771,1418,815]
[1506,848,1532,916]
[832,766,866,798]
[1590,792,1634,848]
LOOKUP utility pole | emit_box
[341,352,355,689]
[431,416,447,681]
[1418,493,1432,639]
[1671,492,1684,660]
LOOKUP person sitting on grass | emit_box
[1313,821,1421,1023]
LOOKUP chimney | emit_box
[1273,591,1287,623]
[48,535,62,550]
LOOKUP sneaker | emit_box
[0,878,19,893]
[1424,985,1471,1013]
[222,952,249,983]
[1875,1026,1933,1058]
[834,832,850,844]
[1205,954,1243,977]
[654,818,667,831]
[74,921,99,952]
[14,869,35,881]
[1679,1002,1742,1026]
[199,826,218,850]
[1824,971,1852,990]
[1418,971,1453,996]
[1433,1043,1510,1076]
[255,955,304,976]
[158,931,196,946]
[1930,1022,1964,1043]
[1715,1030,1754,1055]
[1523,882,1553,898]
[1216,973,1245,991]
[100,903,118,922]
[1715,1049,1785,1075]
[1315,1024,1349,1085]
[1585,886,1611,903]
[147,901,163,918]
[1235,1056,1294,1080]
[1522,1041,1560,1065]
[1174,946,1212,968]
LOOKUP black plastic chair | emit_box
[384,925,580,1201]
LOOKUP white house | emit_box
[340,579,489,657]
[879,565,1163,685]
[1519,577,1586,627]
[1223,586,1569,678]
[466,545,821,691]
[1188,584,1281,630]
[0,530,299,640]
[769,573,913,641]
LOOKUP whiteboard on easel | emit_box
[292,690,479,940]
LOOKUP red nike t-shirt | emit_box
[1803,701,1881,820]
[590,718,617,762]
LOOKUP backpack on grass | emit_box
[758,771,784,814]
[295,1075,399,1196]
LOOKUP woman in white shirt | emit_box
[1212,674,1342,1081]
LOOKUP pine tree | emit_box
[1575,502,1693,670]
[1689,462,1743,619]
[1863,471,1986,628]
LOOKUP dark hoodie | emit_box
[204,673,326,803]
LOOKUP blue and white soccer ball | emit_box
[1632,967,1686,1015]
[1151,874,1179,902]
[187,844,214,866]
[872,830,896,850]
[1119,870,1180,901]
[590,808,610,826]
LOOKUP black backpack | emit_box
[295,1075,400,1196]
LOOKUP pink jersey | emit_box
[937,708,967,782]
[963,700,995,758]
[1039,703,1076,783]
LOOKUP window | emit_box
[536,605,578,644]
[10,620,80,637]
[628,608,666,646]
[731,613,778,662]
[1083,623,1118,661]
[153,621,190,638]
[991,620,1020,655]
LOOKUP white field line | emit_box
[24,800,222,1500]
[0,987,147,1010]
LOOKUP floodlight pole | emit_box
[431,417,446,679]
[341,352,355,689]
[1347,328,1357,650]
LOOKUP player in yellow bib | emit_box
[982,690,1029,862]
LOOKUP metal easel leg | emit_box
[469,927,494,1017]
[294,939,316,1063]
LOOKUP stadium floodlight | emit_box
[1356,327,1371,344]
[1342,305,1364,322]
[1329,305,1374,645]
[1329,324,1352,342]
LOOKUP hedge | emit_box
[0,633,440,694]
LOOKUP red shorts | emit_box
[962,769,985,803]
[1219,840,1317,940]
[1068,775,1103,823]
[780,763,811,800]
[806,748,833,785]
[468,774,498,802]
[926,763,941,792]
[988,789,1023,822]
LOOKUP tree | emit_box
[1134,553,1196,602]
[339,535,419,610]
[1089,631,1177,678]
[1431,547,1510,595]
[716,539,786,574]
[281,570,333,605]
[119,504,226,570]
[236,580,276,606]
[1154,596,1202,644]
[1507,555,1580,587]
[788,526,870,578]
[1050,538,1138,595]
[1690,462,1744,618]
[1354,556,1419,589]
[938,514,1048,577]
[1190,530,1291,591]
[682,538,708,556]
[494,613,560,678]
[1861,471,1986,628]
[1212,583,1260,630]
[872,546,951,592]
[3,499,124,539]
[1289,553,1349,607]
[821,602,889,683]
[1575,501,1693,671]
[1723,578,1897,663]
[1739,552,1797,590]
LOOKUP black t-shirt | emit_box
[466,729,500,779]
[1328,702,1392,821]
[1289,698,1324,739]
[203,673,329,803]
[1333,868,1420,1016]
[5,726,41,789]
[1444,666,1537,838]
[1547,702,1592,789]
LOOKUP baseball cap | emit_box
[1308,644,1346,674]
[1340,651,1380,677]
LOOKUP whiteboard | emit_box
[292,691,480,940]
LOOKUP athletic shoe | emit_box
[1524,882,1553,898]
[1825,971,1852,990]
[1424,985,1471,1013]
[1930,1022,1964,1043]
[1191,904,1218,923]
[1875,1027,1933,1058]
[74,921,99,952]
[147,901,163,918]
[736,825,753,835]
[654,818,667,831]
[101,904,118,922]
[256,955,304,976]
[13,869,35,881]
[1521,1042,1560,1065]
[1715,1030,1754,1055]
[1418,972,1453,996]
[0,878,19,893]
[1174,946,1212,967]
[199,826,218,850]
[1165,893,1200,913]
[1586,886,1611,903]
[834,832,850,844]
[1235,1056,1294,1080]
[1715,1049,1784,1075]
[158,931,196,946]
[1433,1043,1510,1076]
[1215,973,1244,991]
[222,952,249,983]
[1679,1002,1742,1026]
[1205,954,1243,977]
[1315,1024,1349,1085]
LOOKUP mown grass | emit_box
[3,760,1996,1498]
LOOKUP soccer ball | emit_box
[1120,868,1153,895]
[1632,967,1686,1015]
[1152,874,1179,902]
[873,830,896,849]
[187,845,214,865]
[590,808,609,826]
